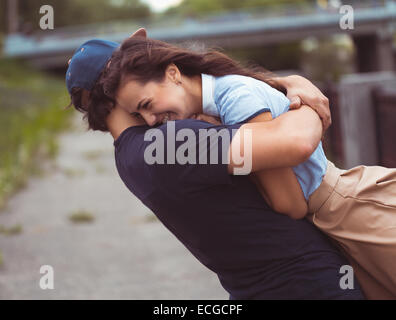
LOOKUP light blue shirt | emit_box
[201,73,327,200]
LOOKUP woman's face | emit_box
[116,65,200,126]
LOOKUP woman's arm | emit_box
[247,112,308,219]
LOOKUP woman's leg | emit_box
[308,162,396,299]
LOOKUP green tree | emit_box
[165,0,312,17]
[0,1,6,34]
[2,0,151,34]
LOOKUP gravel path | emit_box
[0,114,227,299]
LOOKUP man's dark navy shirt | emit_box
[113,119,364,300]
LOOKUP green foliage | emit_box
[226,42,303,73]
[0,0,151,34]
[0,0,5,33]
[0,58,73,209]
[165,0,312,16]
[300,37,355,82]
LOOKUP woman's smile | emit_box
[116,65,203,127]
[162,112,170,123]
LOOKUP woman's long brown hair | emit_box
[75,37,280,132]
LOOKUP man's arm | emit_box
[228,105,322,174]
[268,75,331,131]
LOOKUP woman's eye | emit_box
[130,112,141,118]
[142,100,151,110]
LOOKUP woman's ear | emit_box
[130,28,147,39]
[165,63,182,85]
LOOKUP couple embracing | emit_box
[66,28,396,300]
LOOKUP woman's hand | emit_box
[191,113,222,125]
[273,75,331,131]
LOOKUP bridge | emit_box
[3,0,396,71]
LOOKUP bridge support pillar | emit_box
[352,31,395,73]
[337,72,396,169]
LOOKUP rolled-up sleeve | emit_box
[214,75,291,124]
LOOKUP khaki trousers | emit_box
[306,161,396,300]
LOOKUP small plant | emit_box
[62,167,85,178]
[95,164,107,174]
[69,210,95,223]
[82,150,106,161]
[0,224,23,235]
[145,213,158,223]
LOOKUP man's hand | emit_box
[272,75,331,131]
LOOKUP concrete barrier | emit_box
[337,72,396,169]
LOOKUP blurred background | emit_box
[0,0,395,299]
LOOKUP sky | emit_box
[142,0,183,12]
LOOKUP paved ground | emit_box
[0,114,227,299]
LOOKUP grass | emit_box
[69,210,95,224]
[0,224,23,236]
[82,150,106,160]
[95,164,107,174]
[129,212,158,225]
[0,58,73,210]
[62,167,86,178]
[145,213,158,223]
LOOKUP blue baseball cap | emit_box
[66,39,119,94]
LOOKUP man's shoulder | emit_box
[114,120,243,197]
[114,120,242,163]
[148,119,242,136]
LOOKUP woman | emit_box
[67,32,396,299]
